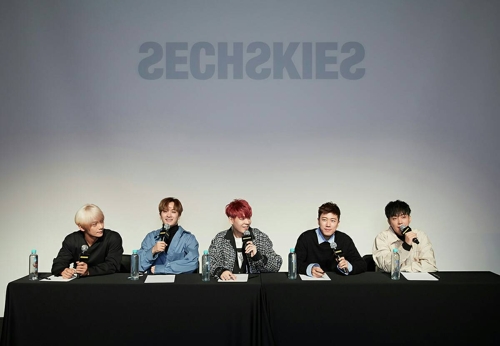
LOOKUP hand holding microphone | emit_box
[153,224,170,254]
[152,241,166,254]
[242,230,256,274]
[159,223,170,242]
[331,242,349,274]
[399,225,419,245]
[242,230,256,257]
[75,245,89,278]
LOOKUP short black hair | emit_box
[318,202,341,220]
[385,200,411,218]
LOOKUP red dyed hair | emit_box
[225,199,253,219]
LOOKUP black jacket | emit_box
[295,228,366,275]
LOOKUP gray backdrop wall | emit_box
[1,0,499,316]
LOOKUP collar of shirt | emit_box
[315,227,336,245]
[386,227,404,245]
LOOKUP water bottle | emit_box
[391,248,400,280]
[202,250,210,282]
[130,250,139,280]
[288,248,297,279]
[29,249,38,280]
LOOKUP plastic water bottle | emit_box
[202,250,210,282]
[29,249,38,280]
[288,248,297,279]
[130,250,139,280]
[391,248,400,280]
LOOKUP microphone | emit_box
[76,245,89,278]
[159,223,170,243]
[331,242,348,274]
[242,230,253,272]
[399,225,419,244]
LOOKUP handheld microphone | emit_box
[76,245,89,278]
[242,230,253,272]
[159,223,170,243]
[399,225,419,244]
[331,242,348,274]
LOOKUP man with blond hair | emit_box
[51,204,123,278]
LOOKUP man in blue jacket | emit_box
[138,197,199,274]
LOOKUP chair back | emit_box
[362,254,377,272]
[120,254,131,273]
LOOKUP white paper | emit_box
[40,275,76,282]
[218,274,248,282]
[144,275,176,283]
[401,272,438,281]
[299,273,331,281]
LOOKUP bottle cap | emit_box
[132,249,138,254]
[290,248,295,253]
[203,250,208,255]
[31,249,36,254]
[392,248,398,253]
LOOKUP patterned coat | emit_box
[208,227,282,278]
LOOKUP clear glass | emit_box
[29,253,38,281]
[391,251,400,280]
[288,252,297,279]
[202,253,210,281]
[130,253,139,280]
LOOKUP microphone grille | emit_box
[330,241,337,250]
[81,245,89,252]
[243,230,250,236]
[163,223,170,230]
[399,225,411,233]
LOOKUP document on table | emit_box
[218,274,248,282]
[299,273,331,281]
[144,275,176,283]
[40,275,76,282]
[401,272,438,281]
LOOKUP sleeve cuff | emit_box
[250,251,263,261]
[402,242,412,251]
[306,263,319,277]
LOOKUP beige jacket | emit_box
[372,227,437,272]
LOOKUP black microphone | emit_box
[76,244,89,278]
[399,225,419,244]
[159,223,170,243]
[242,230,253,272]
[331,241,348,274]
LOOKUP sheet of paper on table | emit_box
[401,272,438,281]
[299,273,331,281]
[40,275,76,282]
[144,275,176,283]
[218,274,248,282]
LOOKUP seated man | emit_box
[295,202,366,277]
[209,199,282,280]
[373,200,437,272]
[138,197,199,274]
[51,204,123,278]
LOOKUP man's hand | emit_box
[152,241,167,254]
[244,241,257,257]
[337,256,349,273]
[220,270,236,280]
[404,231,417,246]
[311,266,325,278]
[61,268,76,279]
[75,261,89,276]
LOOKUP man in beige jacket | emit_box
[373,200,437,272]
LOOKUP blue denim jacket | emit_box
[138,226,199,274]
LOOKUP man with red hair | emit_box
[209,199,282,280]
